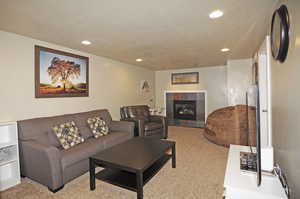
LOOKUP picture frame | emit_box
[140,80,150,93]
[271,4,290,63]
[171,72,199,85]
[35,45,89,98]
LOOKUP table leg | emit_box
[136,171,143,199]
[89,158,96,190]
[172,144,176,168]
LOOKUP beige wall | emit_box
[155,66,227,115]
[0,31,155,121]
[271,1,300,198]
[226,59,253,106]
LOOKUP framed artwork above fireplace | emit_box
[171,72,199,85]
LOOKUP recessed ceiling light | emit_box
[221,48,230,52]
[209,10,224,19]
[81,40,91,45]
[136,58,143,62]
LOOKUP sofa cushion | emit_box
[87,116,109,138]
[52,121,84,150]
[61,138,105,170]
[102,131,133,149]
[144,122,163,131]
[73,109,112,129]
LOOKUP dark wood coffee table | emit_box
[89,137,176,199]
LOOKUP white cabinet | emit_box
[224,145,287,199]
[0,121,20,191]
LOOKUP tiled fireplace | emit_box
[166,91,206,128]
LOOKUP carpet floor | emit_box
[1,126,228,199]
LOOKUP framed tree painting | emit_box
[35,45,89,98]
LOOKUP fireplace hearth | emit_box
[173,100,196,120]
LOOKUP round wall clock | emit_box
[271,5,290,63]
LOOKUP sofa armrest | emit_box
[120,118,145,137]
[20,141,63,190]
[149,115,165,123]
[110,120,135,137]
[149,115,168,139]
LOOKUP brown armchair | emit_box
[120,105,168,139]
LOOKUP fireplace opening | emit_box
[173,100,196,120]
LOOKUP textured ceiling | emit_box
[0,0,277,70]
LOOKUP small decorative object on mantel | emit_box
[171,72,199,85]
[270,4,290,63]
[35,45,89,98]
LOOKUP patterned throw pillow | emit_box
[87,116,109,138]
[52,121,84,150]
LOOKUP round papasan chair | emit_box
[204,105,257,147]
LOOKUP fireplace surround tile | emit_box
[166,92,205,128]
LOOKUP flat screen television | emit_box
[241,85,262,186]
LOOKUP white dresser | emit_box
[224,145,287,199]
[0,121,21,191]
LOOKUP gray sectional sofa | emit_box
[17,109,134,192]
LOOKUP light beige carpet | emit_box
[1,126,228,199]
